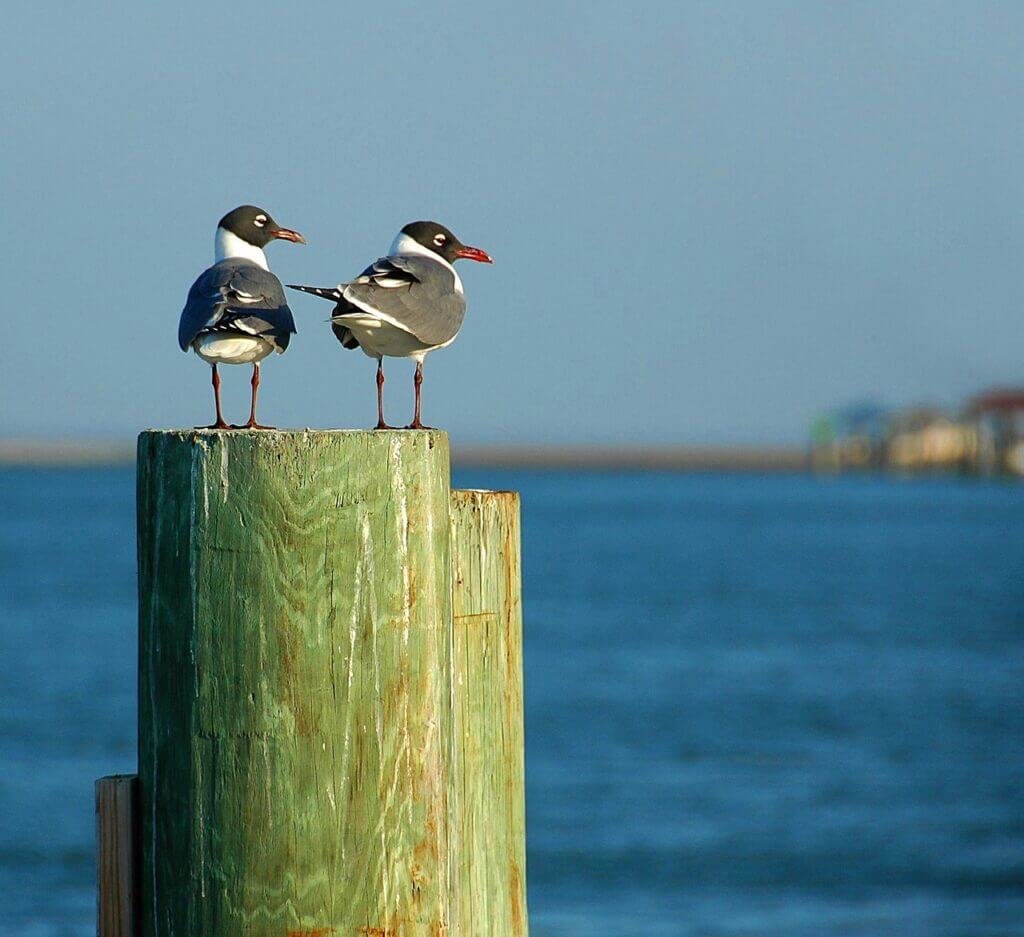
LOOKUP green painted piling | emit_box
[449,491,529,937]
[137,429,454,937]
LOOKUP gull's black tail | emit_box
[285,284,343,302]
[287,283,361,349]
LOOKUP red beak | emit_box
[272,227,306,244]
[454,245,493,264]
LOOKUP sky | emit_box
[2,2,1023,444]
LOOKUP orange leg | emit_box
[405,361,431,430]
[234,362,275,430]
[197,364,230,430]
[374,358,393,430]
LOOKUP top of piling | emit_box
[139,428,449,440]
[137,428,450,456]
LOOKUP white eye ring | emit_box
[254,215,267,227]
[433,233,446,245]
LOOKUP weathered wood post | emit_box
[137,430,455,936]
[96,774,139,937]
[449,491,528,937]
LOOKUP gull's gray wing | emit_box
[178,259,297,352]
[337,254,466,348]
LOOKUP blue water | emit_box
[1,468,1023,936]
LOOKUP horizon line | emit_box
[0,436,809,472]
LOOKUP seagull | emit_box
[287,221,492,429]
[178,205,305,429]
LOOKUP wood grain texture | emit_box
[449,491,529,937]
[97,774,139,937]
[138,430,453,937]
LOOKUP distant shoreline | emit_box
[453,444,808,472]
[0,437,809,472]
[0,439,137,467]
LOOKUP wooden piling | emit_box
[96,774,139,937]
[449,491,529,937]
[137,430,455,936]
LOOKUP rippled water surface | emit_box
[1,467,1022,935]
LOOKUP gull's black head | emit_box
[218,205,306,248]
[400,220,493,265]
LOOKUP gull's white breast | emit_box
[193,334,274,365]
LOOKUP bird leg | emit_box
[234,362,275,430]
[374,358,394,430]
[406,361,431,430]
[197,364,230,430]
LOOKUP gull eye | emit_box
[254,215,267,227]
[433,233,446,246]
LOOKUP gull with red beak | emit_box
[178,205,305,429]
[288,220,493,429]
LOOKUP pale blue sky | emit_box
[3,2,1023,443]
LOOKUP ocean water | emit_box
[1,467,1022,936]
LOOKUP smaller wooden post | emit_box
[450,490,529,937]
[96,774,139,937]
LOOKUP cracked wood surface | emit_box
[138,430,453,937]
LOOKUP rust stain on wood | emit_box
[510,861,525,936]
[287,929,335,937]
[407,565,418,606]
